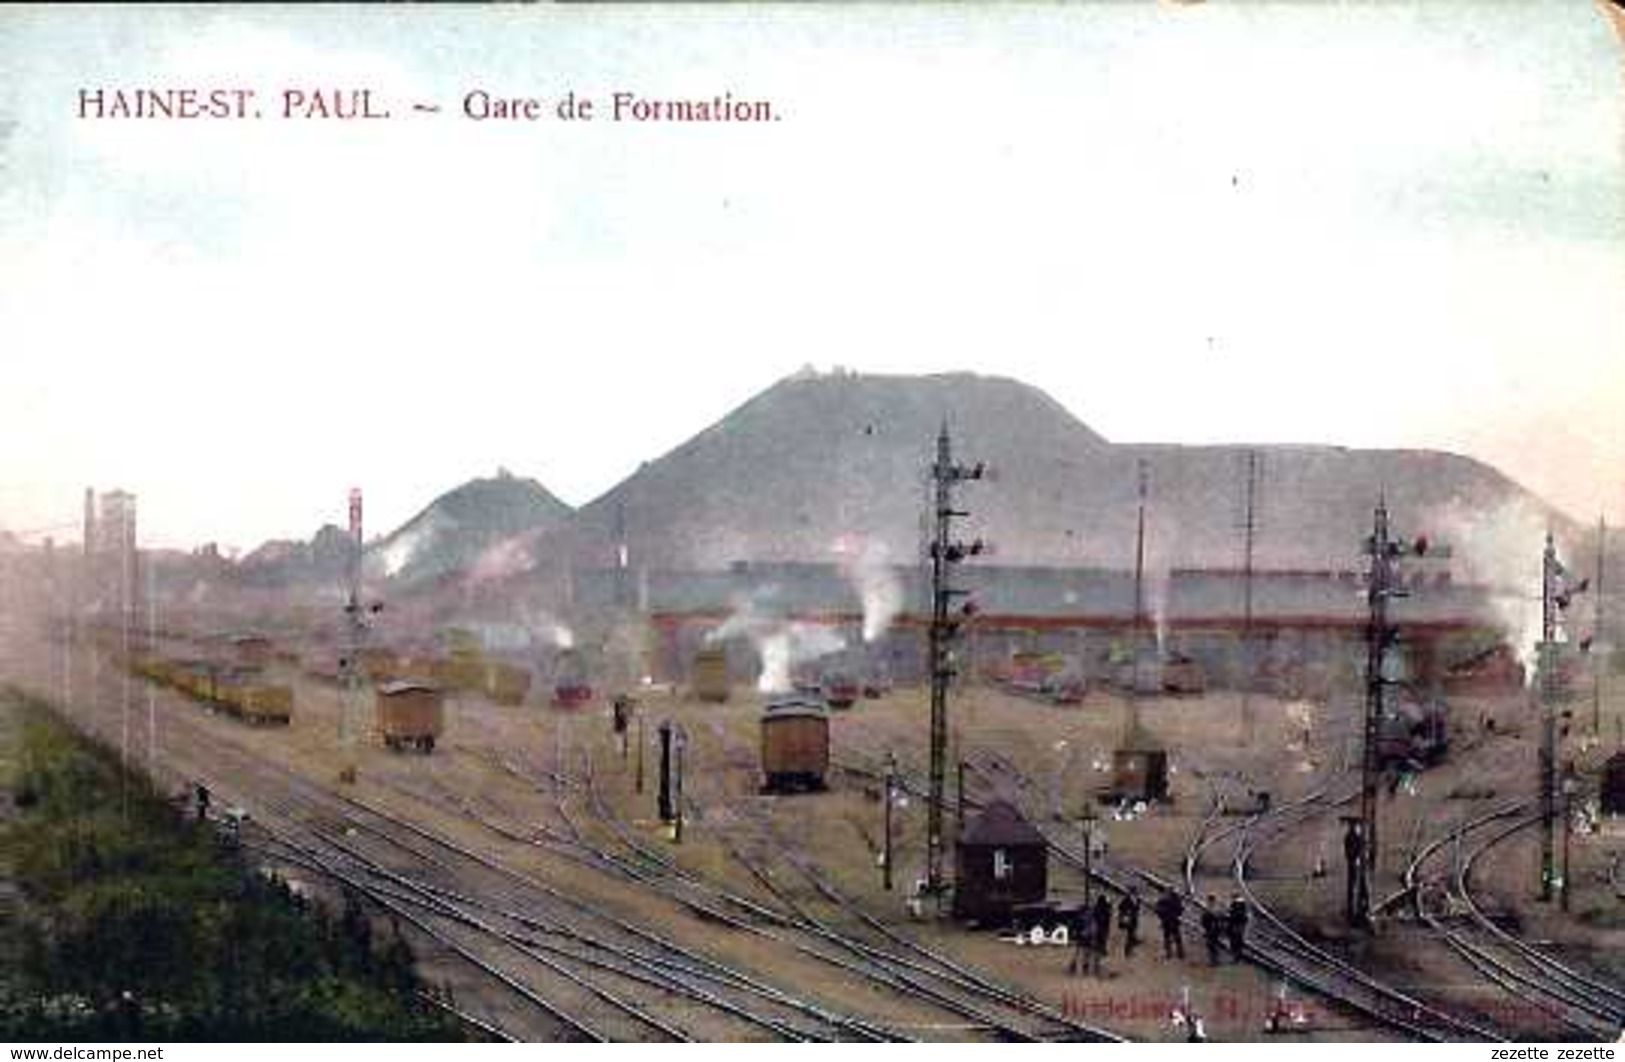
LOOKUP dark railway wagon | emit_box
[1110,748,1170,803]
[822,672,859,710]
[552,648,593,709]
[376,681,444,753]
[953,799,1048,926]
[760,694,829,793]
[1602,752,1625,816]
[228,633,274,670]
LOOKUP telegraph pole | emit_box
[925,422,984,908]
[883,752,897,892]
[1595,517,1606,738]
[1127,458,1149,744]
[146,551,157,772]
[1240,450,1260,745]
[119,497,133,821]
[339,488,365,785]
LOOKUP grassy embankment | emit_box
[0,688,467,1041]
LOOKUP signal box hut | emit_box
[1602,752,1625,817]
[376,681,444,753]
[760,694,829,793]
[1110,748,1170,803]
[953,799,1049,926]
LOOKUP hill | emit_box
[367,470,574,588]
[562,370,1575,577]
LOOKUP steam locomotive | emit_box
[1377,693,1449,769]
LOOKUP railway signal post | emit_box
[1355,498,1436,930]
[338,488,384,785]
[1538,532,1587,903]
[924,422,984,910]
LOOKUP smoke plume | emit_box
[708,585,846,693]
[1427,497,1567,684]
[832,536,903,643]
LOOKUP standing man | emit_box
[1342,818,1366,925]
[1200,895,1224,965]
[1118,887,1142,959]
[1092,893,1113,971]
[611,694,633,758]
[1155,887,1185,960]
[1226,893,1250,961]
[1069,906,1098,977]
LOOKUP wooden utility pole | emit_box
[1595,517,1606,738]
[1240,450,1260,745]
[1127,458,1149,744]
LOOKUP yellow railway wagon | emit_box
[483,662,531,706]
[431,652,486,693]
[359,646,403,683]
[235,682,293,725]
[175,662,217,702]
[692,647,730,704]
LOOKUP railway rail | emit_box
[15,655,909,1042]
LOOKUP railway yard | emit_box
[3,622,1622,1044]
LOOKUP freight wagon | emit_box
[483,661,532,706]
[212,669,294,726]
[376,681,444,753]
[760,695,829,793]
[692,646,730,704]
[552,648,593,709]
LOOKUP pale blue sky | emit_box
[2,3,1621,548]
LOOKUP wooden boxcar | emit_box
[953,799,1049,926]
[692,646,730,704]
[760,695,829,793]
[376,681,444,753]
[1110,748,1170,803]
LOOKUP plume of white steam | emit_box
[468,533,535,584]
[832,536,903,643]
[1427,497,1563,684]
[707,586,846,693]
[757,623,847,693]
[519,604,574,650]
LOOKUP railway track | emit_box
[1409,806,1625,1039]
[1224,784,1506,1042]
[939,748,1513,1041]
[11,654,908,1042]
[476,738,1127,1041]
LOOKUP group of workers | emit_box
[1070,886,1249,975]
